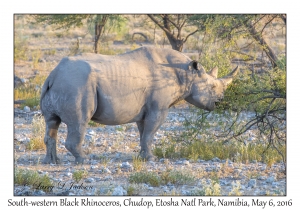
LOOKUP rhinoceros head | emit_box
[185,61,239,111]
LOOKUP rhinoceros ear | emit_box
[209,67,218,78]
[189,60,206,75]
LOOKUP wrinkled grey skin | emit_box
[40,46,238,164]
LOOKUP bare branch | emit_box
[147,14,173,37]
[183,29,199,43]
[261,15,278,34]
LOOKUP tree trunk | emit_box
[162,15,184,52]
[94,16,109,54]
[94,23,103,54]
[166,37,184,51]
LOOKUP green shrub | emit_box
[14,168,53,192]
[72,169,88,182]
[154,138,285,165]
[160,169,196,185]
[132,156,146,172]
[129,171,161,187]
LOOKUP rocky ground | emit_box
[13,104,286,196]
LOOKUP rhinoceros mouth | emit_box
[215,100,223,108]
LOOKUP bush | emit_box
[14,168,53,192]
[72,169,88,182]
[129,171,161,187]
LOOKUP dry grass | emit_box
[27,115,46,151]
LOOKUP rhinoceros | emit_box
[40,46,238,164]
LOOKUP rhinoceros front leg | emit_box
[43,117,61,164]
[137,110,168,161]
[65,123,87,164]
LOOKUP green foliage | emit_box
[72,169,88,182]
[129,171,161,187]
[14,168,53,192]
[129,169,197,187]
[132,156,146,172]
[15,75,46,109]
[154,136,285,165]
[88,120,101,127]
[160,169,196,185]
[98,155,111,168]
[126,185,140,196]
[32,15,90,29]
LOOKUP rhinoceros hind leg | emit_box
[42,115,61,164]
[137,110,168,161]
[65,123,87,164]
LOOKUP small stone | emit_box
[148,160,155,166]
[104,176,113,181]
[88,130,95,135]
[65,172,72,177]
[94,177,101,182]
[103,168,111,174]
[112,185,127,196]
[23,106,30,112]
[85,134,94,142]
[181,189,190,195]
[212,157,221,162]
[182,160,190,165]
[248,179,256,188]
[234,169,242,174]
[90,165,98,170]
[266,175,276,184]
[121,161,132,168]
[162,186,168,192]
[260,165,267,171]
[33,190,45,196]
[85,178,95,183]
[90,160,98,165]
[159,158,165,163]
[258,176,267,180]
[56,191,70,196]
[272,182,278,188]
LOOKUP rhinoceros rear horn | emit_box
[209,67,218,78]
[221,66,239,86]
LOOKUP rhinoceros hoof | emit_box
[139,152,156,161]
[42,156,60,164]
[74,157,84,164]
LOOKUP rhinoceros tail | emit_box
[40,72,54,112]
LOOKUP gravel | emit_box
[13,106,286,196]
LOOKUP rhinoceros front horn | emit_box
[220,66,239,86]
